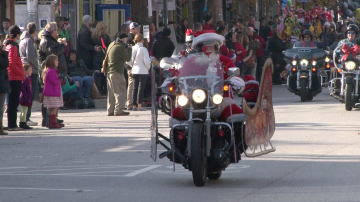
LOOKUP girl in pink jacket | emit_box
[42,55,63,129]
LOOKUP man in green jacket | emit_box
[106,32,132,116]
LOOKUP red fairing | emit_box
[218,104,243,122]
[243,75,259,102]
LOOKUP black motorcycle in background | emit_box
[283,47,326,102]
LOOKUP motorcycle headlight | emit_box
[212,94,223,105]
[300,59,308,67]
[312,60,317,66]
[192,89,206,103]
[177,95,188,107]
[345,61,356,71]
[325,57,330,63]
[291,60,297,66]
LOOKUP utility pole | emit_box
[163,0,168,28]
[27,0,38,27]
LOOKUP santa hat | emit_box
[185,29,194,42]
[192,30,225,48]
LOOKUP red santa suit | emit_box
[171,30,258,122]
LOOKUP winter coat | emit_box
[268,34,287,65]
[130,43,151,75]
[68,59,94,77]
[106,40,132,74]
[19,31,39,74]
[19,76,32,105]
[43,68,61,97]
[0,50,10,93]
[233,42,247,62]
[253,34,266,58]
[38,31,67,74]
[61,76,77,94]
[226,40,235,52]
[4,39,25,81]
[152,36,175,60]
[77,24,95,66]
[203,22,214,31]
[92,35,111,61]
[219,45,234,59]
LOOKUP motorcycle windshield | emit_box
[284,47,326,60]
[177,53,224,95]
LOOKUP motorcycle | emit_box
[333,44,360,111]
[327,48,342,98]
[283,47,326,102]
[150,53,276,187]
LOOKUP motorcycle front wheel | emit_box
[300,79,308,102]
[345,84,353,111]
[190,122,207,187]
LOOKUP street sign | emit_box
[143,25,149,40]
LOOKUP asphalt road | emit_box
[1,85,360,202]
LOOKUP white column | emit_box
[27,0,38,26]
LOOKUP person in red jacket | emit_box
[203,15,214,31]
[4,25,25,131]
[252,28,267,83]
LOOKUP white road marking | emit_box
[124,165,162,177]
[0,187,94,192]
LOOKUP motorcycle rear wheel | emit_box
[300,79,308,102]
[190,122,207,187]
[345,84,353,111]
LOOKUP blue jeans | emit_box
[72,76,94,99]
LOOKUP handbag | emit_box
[90,83,101,99]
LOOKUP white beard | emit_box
[194,52,219,66]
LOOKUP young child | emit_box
[19,64,33,129]
[42,55,63,129]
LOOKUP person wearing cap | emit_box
[19,22,39,126]
[128,22,141,45]
[105,32,132,116]
[203,14,214,31]
[3,25,25,131]
[77,15,101,70]
[152,28,175,61]
[125,22,141,109]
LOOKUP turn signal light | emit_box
[292,67,296,72]
[326,64,330,69]
[169,86,175,92]
[337,69,342,73]
[312,67,316,72]
[223,85,229,91]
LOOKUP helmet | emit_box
[302,29,313,41]
[346,24,359,36]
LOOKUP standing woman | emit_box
[4,25,25,131]
[0,40,9,135]
[92,21,111,94]
[130,34,151,111]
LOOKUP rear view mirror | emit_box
[228,67,240,77]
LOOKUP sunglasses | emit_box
[348,31,355,34]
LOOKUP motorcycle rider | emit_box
[293,29,328,48]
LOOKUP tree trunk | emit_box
[265,0,275,24]
[188,0,194,28]
[131,0,150,25]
